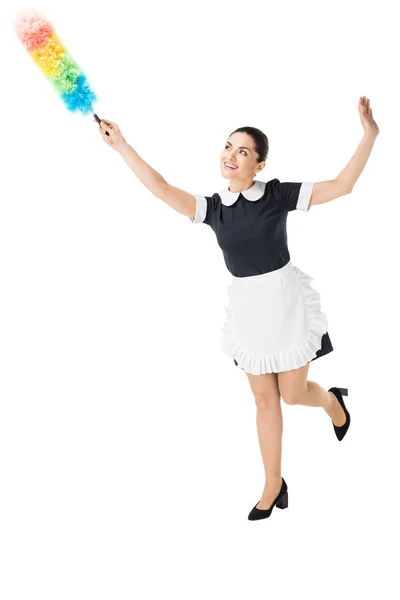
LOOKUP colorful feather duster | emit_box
[14,8,106,132]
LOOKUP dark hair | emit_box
[229,126,269,163]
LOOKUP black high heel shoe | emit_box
[248,477,288,521]
[328,387,350,441]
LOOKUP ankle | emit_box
[264,473,282,485]
[325,391,335,413]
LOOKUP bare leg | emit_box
[301,382,346,426]
[256,402,283,479]
[278,362,346,426]
[245,371,284,509]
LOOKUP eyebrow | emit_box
[226,141,252,152]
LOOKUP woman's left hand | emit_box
[358,96,379,137]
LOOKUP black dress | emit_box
[190,178,333,374]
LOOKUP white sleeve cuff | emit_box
[297,182,314,211]
[189,194,207,224]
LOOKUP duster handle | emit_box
[93,113,110,136]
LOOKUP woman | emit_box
[95,96,379,521]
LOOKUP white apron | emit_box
[220,260,329,375]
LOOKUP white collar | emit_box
[218,180,267,206]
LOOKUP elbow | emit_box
[154,179,168,200]
[339,184,352,196]
[335,178,353,196]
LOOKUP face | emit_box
[220,132,266,183]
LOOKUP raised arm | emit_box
[309,96,379,207]
[97,119,196,219]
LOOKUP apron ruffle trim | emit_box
[220,266,329,374]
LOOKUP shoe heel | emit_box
[276,491,288,510]
[338,388,348,396]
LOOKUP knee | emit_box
[280,388,301,405]
[254,392,281,410]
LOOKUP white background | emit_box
[1,0,399,598]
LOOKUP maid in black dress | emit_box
[96,96,379,521]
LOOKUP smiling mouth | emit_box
[224,163,238,170]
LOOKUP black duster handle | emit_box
[93,113,110,136]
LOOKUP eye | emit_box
[225,145,247,156]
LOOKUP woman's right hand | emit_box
[95,118,127,153]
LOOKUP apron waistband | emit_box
[231,260,293,283]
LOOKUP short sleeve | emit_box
[189,195,208,224]
[270,179,314,212]
[189,193,219,225]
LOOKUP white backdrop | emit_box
[1,0,398,598]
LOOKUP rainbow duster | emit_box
[14,8,102,122]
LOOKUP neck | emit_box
[228,178,255,193]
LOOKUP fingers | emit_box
[101,129,114,147]
[92,117,118,129]
[358,97,378,134]
[100,122,111,134]
[98,124,111,141]
[92,118,113,133]
[93,117,121,147]
[101,128,111,139]
[93,117,111,131]
[101,119,118,133]
[359,96,373,116]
